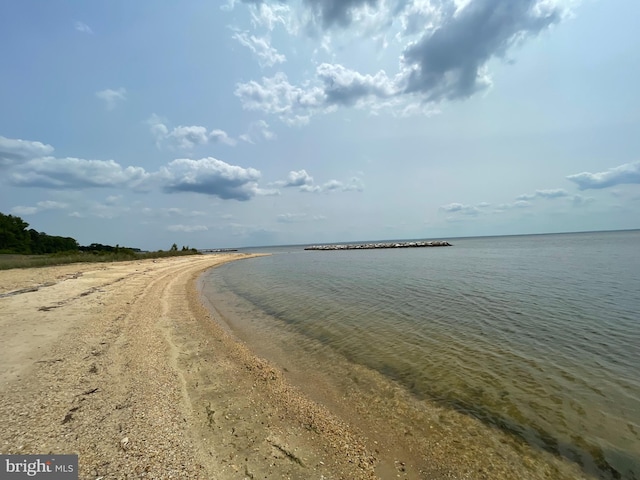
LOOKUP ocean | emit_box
[199,230,640,479]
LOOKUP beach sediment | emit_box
[0,254,378,479]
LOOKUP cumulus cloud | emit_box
[0,136,54,167]
[235,65,402,123]
[495,200,532,211]
[239,120,276,143]
[160,157,262,201]
[302,0,379,29]
[11,201,68,216]
[566,162,640,190]
[210,129,237,146]
[235,72,326,125]
[96,88,127,110]
[249,2,291,30]
[316,63,397,106]
[9,157,150,190]
[169,126,209,149]
[300,176,364,193]
[232,32,286,67]
[516,188,569,200]
[233,0,567,123]
[440,202,484,215]
[148,116,236,148]
[281,169,314,187]
[401,0,561,100]
[75,21,93,34]
[1,135,272,202]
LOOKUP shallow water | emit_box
[201,230,640,479]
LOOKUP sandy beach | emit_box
[0,254,592,480]
[0,254,378,479]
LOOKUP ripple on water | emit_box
[203,231,640,479]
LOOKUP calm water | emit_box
[201,231,640,479]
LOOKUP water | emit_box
[200,230,640,479]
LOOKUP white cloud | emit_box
[160,157,262,201]
[210,129,237,146]
[440,202,481,215]
[11,200,69,216]
[235,72,326,125]
[167,224,209,232]
[300,176,364,193]
[10,157,150,190]
[233,0,569,123]
[96,88,127,110]
[495,200,533,211]
[0,136,55,167]
[75,21,93,34]
[169,125,209,149]
[249,2,292,30]
[282,169,314,187]
[316,63,397,106]
[148,115,236,149]
[516,188,569,200]
[566,162,640,190]
[232,32,286,67]
[239,120,276,143]
[277,213,308,223]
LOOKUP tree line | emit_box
[0,211,199,256]
[0,212,78,254]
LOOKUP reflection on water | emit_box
[202,231,640,479]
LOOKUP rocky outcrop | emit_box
[304,241,452,251]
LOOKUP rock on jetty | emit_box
[304,240,452,251]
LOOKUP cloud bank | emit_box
[234,0,566,123]
[567,162,640,190]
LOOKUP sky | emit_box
[1,0,639,250]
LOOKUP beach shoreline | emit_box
[0,254,379,479]
[0,254,592,479]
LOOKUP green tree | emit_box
[0,212,31,253]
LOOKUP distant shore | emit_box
[305,240,452,250]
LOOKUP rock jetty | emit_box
[304,240,452,251]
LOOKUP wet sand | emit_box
[0,254,591,479]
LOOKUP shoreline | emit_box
[0,254,377,479]
[0,254,591,479]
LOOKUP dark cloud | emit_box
[241,0,380,29]
[161,157,262,201]
[567,162,640,190]
[402,0,561,100]
[235,1,567,122]
[303,0,379,28]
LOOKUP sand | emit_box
[0,254,592,480]
[0,254,378,479]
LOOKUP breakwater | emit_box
[304,240,452,250]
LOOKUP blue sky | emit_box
[1,0,639,249]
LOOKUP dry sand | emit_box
[0,254,591,480]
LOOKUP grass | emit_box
[0,249,201,270]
